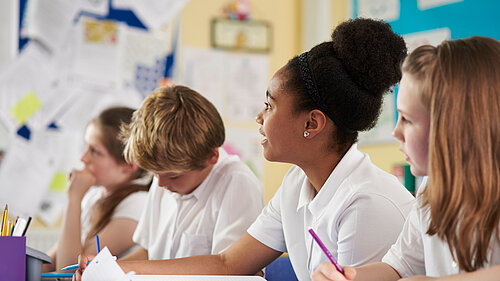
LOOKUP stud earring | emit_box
[303,131,310,138]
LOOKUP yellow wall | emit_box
[181,0,405,202]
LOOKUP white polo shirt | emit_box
[248,144,414,281]
[81,186,149,257]
[382,194,500,277]
[133,149,264,260]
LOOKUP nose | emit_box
[392,119,403,142]
[155,174,169,188]
[80,148,90,163]
[256,111,263,125]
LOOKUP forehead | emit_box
[397,73,421,107]
[268,67,292,100]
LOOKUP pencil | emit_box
[1,204,8,236]
[96,235,100,253]
[308,228,345,275]
[21,216,32,236]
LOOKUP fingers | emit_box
[72,268,82,281]
[312,262,355,281]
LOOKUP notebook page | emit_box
[82,247,130,281]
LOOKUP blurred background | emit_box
[0,0,499,252]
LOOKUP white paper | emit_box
[226,53,268,121]
[0,42,55,132]
[418,0,463,10]
[73,18,125,89]
[181,48,226,114]
[81,0,109,16]
[130,276,266,281]
[403,28,451,52]
[119,26,171,98]
[0,137,54,217]
[357,0,400,22]
[82,247,129,281]
[112,0,189,29]
[21,0,81,51]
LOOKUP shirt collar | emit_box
[296,144,365,214]
[177,148,229,201]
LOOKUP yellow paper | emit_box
[10,91,42,125]
[49,171,67,192]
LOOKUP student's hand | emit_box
[399,276,436,281]
[72,254,95,281]
[67,169,96,201]
[312,262,356,281]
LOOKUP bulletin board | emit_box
[353,0,500,145]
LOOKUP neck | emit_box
[297,147,349,194]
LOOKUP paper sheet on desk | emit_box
[130,276,266,281]
[82,247,130,281]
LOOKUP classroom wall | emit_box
[179,0,404,202]
[180,0,302,202]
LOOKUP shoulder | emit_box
[81,186,105,207]
[211,154,261,188]
[115,190,149,211]
[347,156,408,194]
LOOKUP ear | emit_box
[208,148,220,165]
[122,161,140,175]
[304,109,327,138]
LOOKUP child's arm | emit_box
[74,232,282,280]
[81,218,139,257]
[312,262,400,281]
[119,247,148,261]
[55,169,95,271]
[42,243,57,272]
[117,233,282,275]
[399,265,500,281]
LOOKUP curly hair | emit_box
[284,18,407,151]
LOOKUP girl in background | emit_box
[43,106,151,272]
[312,36,500,280]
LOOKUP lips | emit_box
[259,128,268,145]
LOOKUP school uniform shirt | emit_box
[133,149,265,260]
[247,144,414,281]
[382,191,500,277]
[80,186,149,256]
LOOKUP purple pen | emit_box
[308,228,345,275]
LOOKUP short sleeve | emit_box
[211,171,264,254]
[382,204,425,277]
[133,182,158,250]
[113,191,149,221]
[247,185,287,252]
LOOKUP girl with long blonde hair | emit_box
[312,36,500,280]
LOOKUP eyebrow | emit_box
[266,90,275,100]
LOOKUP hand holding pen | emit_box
[60,235,100,271]
[309,228,357,281]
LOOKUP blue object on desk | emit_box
[265,257,299,281]
[42,273,74,278]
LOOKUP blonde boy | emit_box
[120,85,264,261]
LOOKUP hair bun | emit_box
[331,18,407,95]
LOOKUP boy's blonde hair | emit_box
[404,37,500,272]
[121,85,225,173]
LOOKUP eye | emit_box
[169,175,180,180]
[399,115,410,124]
[264,102,271,111]
[90,147,100,155]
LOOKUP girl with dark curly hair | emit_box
[75,18,412,281]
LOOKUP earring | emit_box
[303,131,310,138]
